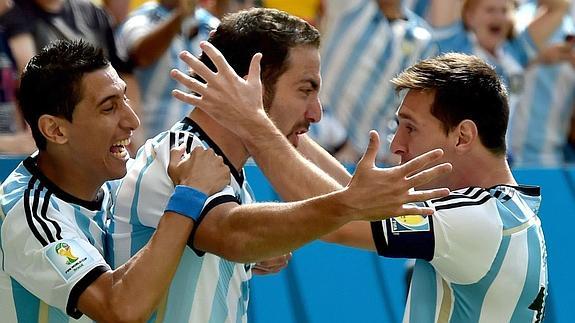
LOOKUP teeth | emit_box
[111,147,128,159]
[113,138,131,146]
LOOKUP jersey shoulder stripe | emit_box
[432,187,493,211]
[23,178,62,247]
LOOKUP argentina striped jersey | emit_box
[0,155,113,322]
[107,117,254,323]
[371,185,547,322]
[508,2,575,166]
[319,0,437,157]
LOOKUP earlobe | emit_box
[455,120,477,153]
[38,115,68,145]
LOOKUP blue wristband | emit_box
[165,185,208,221]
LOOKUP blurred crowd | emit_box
[0,0,574,168]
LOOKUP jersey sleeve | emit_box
[371,190,503,284]
[1,197,109,319]
[112,131,240,259]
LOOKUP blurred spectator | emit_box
[315,0,437,163]
[428,0,569,118]
[0,0,36,155]
[116,0,219,139]
[0,0,144,152]
[508,0,575,166]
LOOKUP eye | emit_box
[405,124,415,134]
[102,105,114,113]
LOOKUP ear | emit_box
[454,119,478,154]
[38,115,69,146]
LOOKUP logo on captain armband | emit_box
[391,215,430,233]
[45,239,95,281]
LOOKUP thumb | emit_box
[247,53,262,85]
[357,130,380,169]
[169,142,187,163]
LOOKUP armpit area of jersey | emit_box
[370,215,435,261]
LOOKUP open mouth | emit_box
[488,25,503,35]
[110,138,131,160]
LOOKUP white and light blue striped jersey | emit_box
[116,3,219,139]
[0,155,114,322]
[508,2,575,166]
[107,117,254,323]
[318,0,437,158]
[433,21,536,116]
[371,185,547,322]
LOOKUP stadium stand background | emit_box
[1,157,573,322]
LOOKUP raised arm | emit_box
[127,0,195,67]
[170,42,450,202]
[527,0,571,50]
[193,132,451,262]
[77,145,230,322]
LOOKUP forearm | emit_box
[79,213,193,322]
[196,190,355,262]
[528,0,571,50]
[297,134,352,186]
[130,11,185,67]
[243,114,343,201]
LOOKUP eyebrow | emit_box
[299,78,320,90]
[96,86,127,107]
[397,111,417,124]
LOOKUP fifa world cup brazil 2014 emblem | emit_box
[55,242,79,265]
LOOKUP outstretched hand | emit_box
[170,41,268,138]
[343,131,452,221]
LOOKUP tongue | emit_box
[110,145,123,153]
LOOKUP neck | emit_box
[189,109,250,172]
[451,150,516,190]
[36,151,103,201]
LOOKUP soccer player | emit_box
[108,8,452,323]
[0,39,232,322]
[175,41,548,321]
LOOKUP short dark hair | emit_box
[391,53,509,156]
[200,7,320,108]
[19,39,109,150]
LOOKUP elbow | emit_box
[216,238,257,263]
[97,299,154,323]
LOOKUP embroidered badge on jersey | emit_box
[45,239,95,281]
[390,215,430,233]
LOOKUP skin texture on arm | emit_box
[527,0,572,50]
[77,145,230,322]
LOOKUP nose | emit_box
[305,97,322,124]
[389,129,405,156]
[121,99,141,131]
